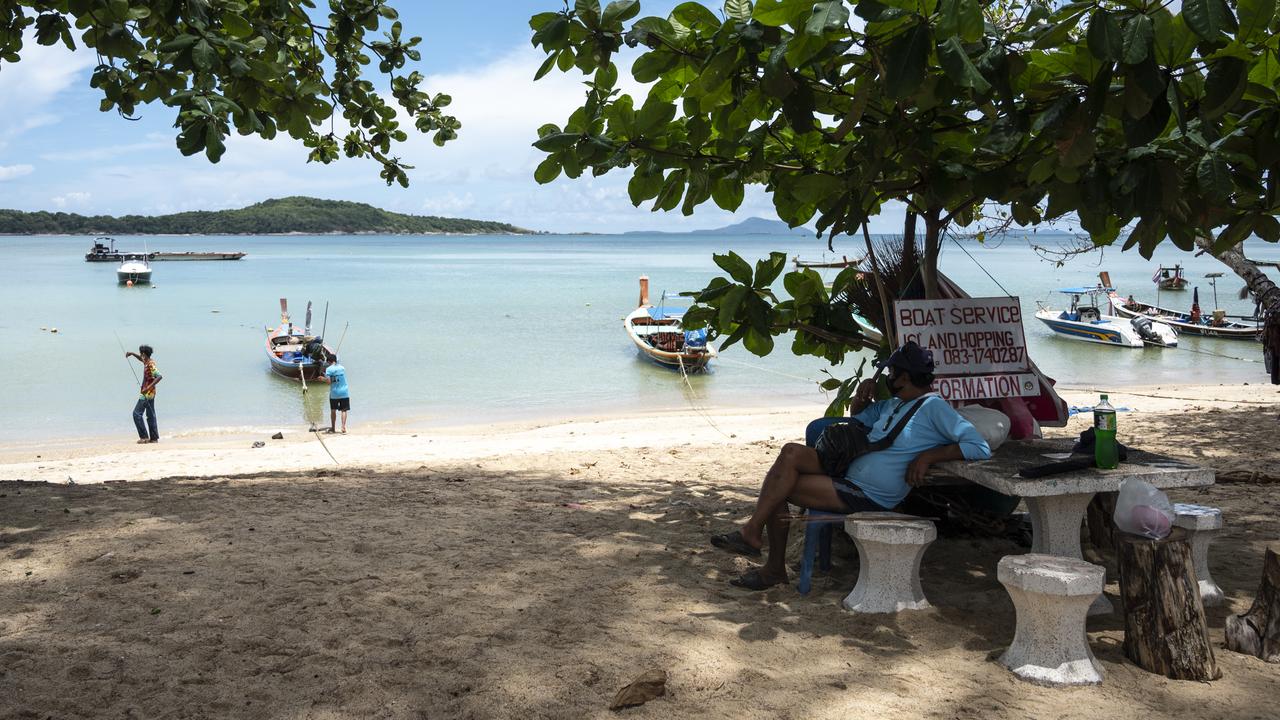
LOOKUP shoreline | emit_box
[4,382,1275,485]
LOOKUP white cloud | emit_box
[0,164,34,181]
[0,35,94,147]
[50,191,91,207]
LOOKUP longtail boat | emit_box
[1107,291,1261,341]
[624,276,716,371]
[265,298,334,380]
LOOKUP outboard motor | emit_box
[304,337,327,363]
[1131,317,1161,344]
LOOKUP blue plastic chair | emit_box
[796,417,855,595]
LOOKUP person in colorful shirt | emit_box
[322,356,350,434]
[125,344,162,443]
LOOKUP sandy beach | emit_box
[2,383,1278,718]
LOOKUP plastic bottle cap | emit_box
[1100,394,1108,401]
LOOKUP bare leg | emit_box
[752,473,853,583]
[741,443,834,547]
[329,408,336,432]
[340,410,347,433]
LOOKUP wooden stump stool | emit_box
[842,512,935,614]
[1115,529,1221,681]
[1173,503,1225,607]
[997,554,1105,686]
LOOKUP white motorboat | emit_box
[117,253,152,284]
[1034,287,1176,348]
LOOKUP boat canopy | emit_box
[1057,286,1114,294]
[647,305,687,320]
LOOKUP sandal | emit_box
[729,570,787,591]
[710,531,761,558]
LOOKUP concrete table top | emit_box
[937,438,1214,497]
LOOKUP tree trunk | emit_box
[1195,236,1280,314]
[1085,491,1118,558]
[1225,544,1280,663]
[1115,528,1221,681]
[922,211,942,299]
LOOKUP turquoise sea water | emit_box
[1,233,1276,442]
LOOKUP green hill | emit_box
[0,197,534,235]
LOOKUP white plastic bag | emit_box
[1113,478,1174,539]
[956,405,1011,452]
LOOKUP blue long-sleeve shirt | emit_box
[844,394,992,509]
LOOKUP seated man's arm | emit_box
[905,401,993,486]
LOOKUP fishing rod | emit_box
[321,301,329,340]
[114,331,140,383]
[335,321,350,353]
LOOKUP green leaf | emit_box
[532,132,581,151]
[221,12,253,38]
[753,252,788,288]
[1121,15,1154,65]
[711,176,745,211]
[753,0,810,27]
[1202,57,1248,120]
[1254,213,1280,241]
[1183,0,1238,41]
[724,0,753,21]
[191,40,217,71]
[534,156,562,184]
[1197,153,1233,200]
[636,99,677,135]
[938,36,991,94]
[534,53,558,80]
[1238,0,1276,41]
[603,0,641,25]
[718,285,749,327]
[743,326,775,356]
[1087,10,1123,63]
[885,22,931,99]
[714,252,755,284]
[628,169,664,204]
[805,1,850,36]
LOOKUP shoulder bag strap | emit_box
[871,395,935,450]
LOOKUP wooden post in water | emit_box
[1115,528,1221,680]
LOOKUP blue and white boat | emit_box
[625,276,716,370]
[1035,287,1177,348]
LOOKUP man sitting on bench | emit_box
[710,340,992,590]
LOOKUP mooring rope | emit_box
[677,354,734,438]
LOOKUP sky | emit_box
[0,1,911,235]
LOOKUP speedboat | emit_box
[116,254,152,284]
[624,276,716,370]
[1035,287,1177,347]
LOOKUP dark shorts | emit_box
[329,397,351,411]
[831,479,889,513]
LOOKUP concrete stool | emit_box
[1173,503,1225,607]
[997,554,1105,686]
[842,512,936,613]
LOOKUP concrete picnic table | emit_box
[937,438,1214,613]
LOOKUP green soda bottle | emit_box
[1094,394,1118,469]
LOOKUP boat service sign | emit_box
[895,297,1038,401]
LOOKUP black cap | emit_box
[877,340,935,375]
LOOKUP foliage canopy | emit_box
[1,0,458,186]
[530,0,1280,380]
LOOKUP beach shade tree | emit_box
[0,0,458,187]
[530,0,1280,399]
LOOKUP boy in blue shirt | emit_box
[322,356,350,434]
[711,341,991,590]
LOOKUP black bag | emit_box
[814,396,932,479]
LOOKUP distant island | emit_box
[0,196,535,235]
[623,217,812,236]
